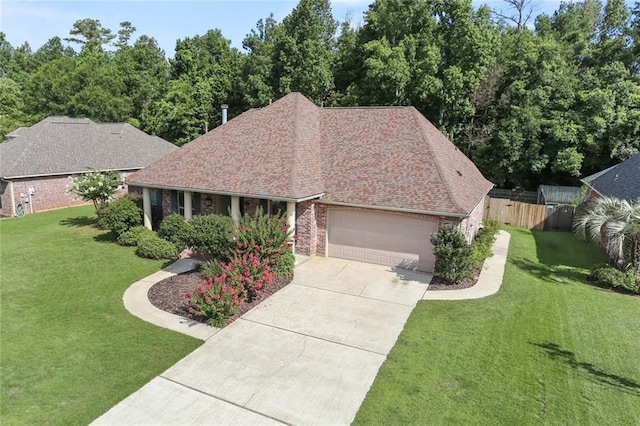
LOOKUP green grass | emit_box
[0,206,202,425]
[354,227,640,425]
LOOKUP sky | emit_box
[0,0,604,58]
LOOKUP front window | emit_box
[178,191,185,216]
[177,191,195,216]
[270,200,287,217]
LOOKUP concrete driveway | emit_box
[93,257,430,425]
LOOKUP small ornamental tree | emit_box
[68,170,123,212]
[430,224,474,283]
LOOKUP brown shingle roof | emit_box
[0,116,178,178]
[129,92,493,215]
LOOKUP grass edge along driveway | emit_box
[354,227,640,425]
[0,206,202,425]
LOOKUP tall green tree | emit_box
[146,77,200,145]
[332,18,359,105]
[114,35,169,128]
[67,49,132,121]
[149,29,242,144]
[115,21,137,49]
[0,77,31,140]
[64,18,115,52]
[354,0,498,138]
[32,37,75,66]
[240,15,278,108]
[273,0,337,105]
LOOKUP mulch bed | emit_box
[426,267,481,290]
[148,269,293,328]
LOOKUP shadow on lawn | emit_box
[60,216,116,243]
[532,342,640,396]
[59,215,98,227]
[531,229,605,270]
[510,258,589,285]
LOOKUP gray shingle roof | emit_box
[129,92,493,216]
[581,153,640,203]
[0,116,178,178]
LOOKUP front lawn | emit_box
[355,227,640,425]
[0,206,202,425]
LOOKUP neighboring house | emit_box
[581,153,640,203]
[129,93,493,273]
[0,116,177,217]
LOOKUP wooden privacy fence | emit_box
[484,198,548,230]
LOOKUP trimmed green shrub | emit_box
[273,247,295,276]
[118,226,155,246]
[430,224,474,283]
[471,220,501,268]
[588,265,640,294]
[186,214,235,257]
[136,234,178,260]
[98,196,142,236]
[482,219,501,236]
[157,214,191,250]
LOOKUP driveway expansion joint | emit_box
[157,376,290,426]
[238,317,390,357]
[293,281,422,307]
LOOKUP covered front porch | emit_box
[130,186,324,256]
[138,186,297,238]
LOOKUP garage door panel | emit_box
[328,209,436,272]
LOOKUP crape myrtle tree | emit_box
[67,170,123,212]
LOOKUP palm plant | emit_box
[574,196,640,272]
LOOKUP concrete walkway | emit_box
[123,258,218,340]
[423,230,511,300]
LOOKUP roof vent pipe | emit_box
[221,104,228,124]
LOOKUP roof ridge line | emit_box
[410,108,466,214]
[290,94,304,197]
[4,126,38,178]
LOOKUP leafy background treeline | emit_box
[1,0,638,190]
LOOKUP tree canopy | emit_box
[1,0,638,190]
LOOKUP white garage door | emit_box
[328,209,437,272]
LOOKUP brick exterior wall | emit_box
[243,197,261,217]
[459,196,485,243]
[316,203,328,255]
[295,200,318,256]
[0,173,131,217]
[200,195,216,216]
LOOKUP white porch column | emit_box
[184,191,193,220]
[286,201,296,236]
[9,181,16,217]
[231,196,240,224]
[142,188,152,229]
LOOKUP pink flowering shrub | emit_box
[225,241,277,300]
[185,275,247,327]
[186,207,295,326]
